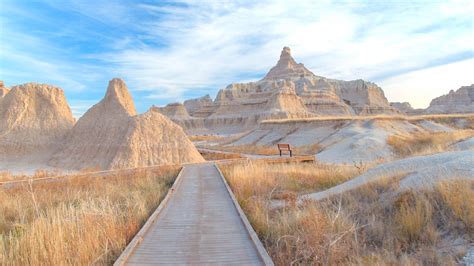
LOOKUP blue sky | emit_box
[1,0,473,117]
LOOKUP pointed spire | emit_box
[264,47,315,80]
[102,78,136,116]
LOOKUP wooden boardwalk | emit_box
[115,162,273,265]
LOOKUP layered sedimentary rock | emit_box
[329,79,399,115]
[390,102,413,114]
[50,78,203,170]
[264,47,315,80]
[0,83,75,161]
[296,78,354,115]
[390,102,425,115]
[265,87,310,119]
[426,85,474,114]
[153,102,191,119]
[184,95,213,116]
[261,47,399,115]
[160,47,400,134]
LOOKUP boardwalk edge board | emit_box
[214,163,275,266]
[113,166,186,266]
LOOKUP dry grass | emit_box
[388,130,474,158]
[202,144,279,156]
[293,143,322,155]
[188,135,225,142]
[221,160,474,265]
[262,113,474,124]
[0,169,64,183]
[219,160,360,204]
[223,144,280,155]
[199,150,244,161]
[0,166,180,265]
[203,143,322,156]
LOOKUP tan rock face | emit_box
[264,47,315,80]
[50,78,203,170]
[163,47,399,134]
[265,87,310,118]
[390,102,413,113]
[110,110,204,169]
[153,102,191,119]
[184,95,213,116]
[0,83,74,161]
[390,102,425,115]
[0,81,9,98]
[102,78,137,117]
[427,85,474,114]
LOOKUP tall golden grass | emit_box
[261,113,474,124]
[219,160,360,205]
[221,160,474,265]
[199,150,244,161]
[0,166,179,265]
[388,130,474,158]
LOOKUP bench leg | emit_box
[279,150,282,157]
[290,150,292,157]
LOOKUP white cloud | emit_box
[104,0,474,102]
[68,99,98,119]
[380,58,474,108]
[1,0,473,107]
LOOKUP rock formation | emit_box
[0,82,75,162]
[0,81,10,98]
[264,87,311,119]
[264,47,315,80]
[329,79,400,115]
[50,78,204,170]
[153,102,191,119]
[184,95,213,116]
[390,102,425,115]
[261,47,399,115]
[161,47,400,134]
[390,102,413,114]
[426,85,474,114]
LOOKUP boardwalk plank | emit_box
[118,163,272,265]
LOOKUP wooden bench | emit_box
[277,143,292,157]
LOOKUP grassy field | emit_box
[219,160,360,204]
[388,130,474,158]
[221,160,474,265]
[0,166,179,265]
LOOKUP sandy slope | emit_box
[225,117,465,164]
[454,137,474,151]
[300,150,473,202]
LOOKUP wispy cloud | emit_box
[380,58,474,108]
[104,0,474,105]
[1,0,473,114]
[68,99,99,119]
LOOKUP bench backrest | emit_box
[277,144,291,150]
